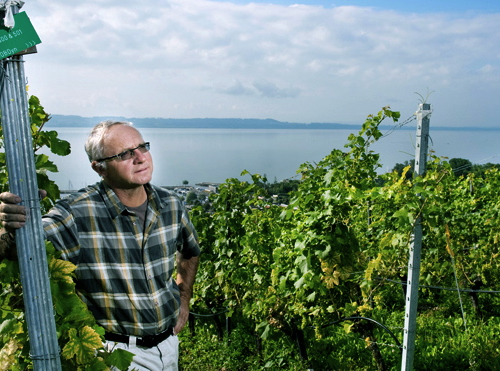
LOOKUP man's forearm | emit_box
[176,255,200,303]
[174,254,199,334]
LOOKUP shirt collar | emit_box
[98,182,164,219]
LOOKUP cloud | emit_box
[218,78,300,98]
[253,79,301,98]
[218,79,254,95]
[21,0,500,126]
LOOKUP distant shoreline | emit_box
[46,114,499,131]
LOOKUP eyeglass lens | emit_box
[120,142,150,161]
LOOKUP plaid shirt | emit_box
[43,181,200,336]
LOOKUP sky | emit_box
[18,0,500,127]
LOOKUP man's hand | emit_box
[0,191,28,258]
[0,192,27,231]
[173,301,190,336]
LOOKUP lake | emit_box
[41,126,500,189]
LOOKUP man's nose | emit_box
[132,148,147,162]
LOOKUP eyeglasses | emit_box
[96,142,150,162]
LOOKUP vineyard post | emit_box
[401,103,431,371]
[0,4,62,370]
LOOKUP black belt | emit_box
[104,327,174,348]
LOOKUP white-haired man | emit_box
[0,120,201,370]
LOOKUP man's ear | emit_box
[91,161,106,177]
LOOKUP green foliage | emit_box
[253,178,300,205]
[179,318,306,370]
[187,106,500,369]
[0,96,132,370]
[0,95,71,212]
[414,314,500,370]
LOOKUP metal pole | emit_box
[401,103,431,371]
[0,57,62,370]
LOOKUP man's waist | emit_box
[104,327,174,348]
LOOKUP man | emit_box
[0,120,201,370]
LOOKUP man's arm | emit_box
[174,254,200,335]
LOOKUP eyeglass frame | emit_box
[95,142,151,163]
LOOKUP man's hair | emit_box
[85,120,134,168]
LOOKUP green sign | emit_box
[0,12,41,60]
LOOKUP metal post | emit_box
[413,103,431,176]
[401,103,431,371]
[0,55,62,370]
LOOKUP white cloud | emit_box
[21,0,500,126]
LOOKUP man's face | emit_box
[97,125,154,190]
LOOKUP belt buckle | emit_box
[135,327,173,348]
[139,335,156,348]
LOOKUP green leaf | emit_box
[343,321,354,334]
[106,348,134,371]
[295,254,308,274]
[61,326,103,364]
[306,292,316,302]
[35,154,59,172]
[0,318,21,337]
[294,276,305,289]
[49,257,76,285]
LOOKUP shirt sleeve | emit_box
[42,200,81,263]
[178,206,201,259]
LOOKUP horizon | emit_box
[46,114,499,131]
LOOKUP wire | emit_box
[381,114,417,138]
[189,308,229,317]
[315,316,403,350]
[378,277,500,293]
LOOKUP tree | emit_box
[449,157,472,177]
[186,190,198,205]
